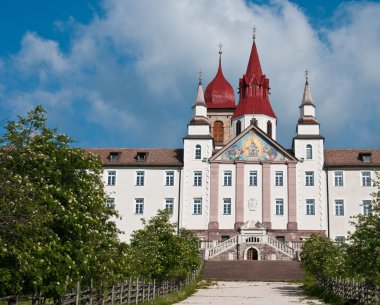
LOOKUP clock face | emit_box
[248,198,258,211]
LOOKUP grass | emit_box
[301,274,345,305]
[139,276,214,305]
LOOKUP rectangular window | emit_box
[335,200,344,216]
[165,171,174,186]
[223,198,231,215]
[165,198,174,214]
[275,199,284,215]
[135,198,144,214]
[221,235,230,242]
[106,198,115,208]
[306,199,315,215]
[361,171,371,187]
[193,198,202,215]
[136,171,145,186]
[335,236,346,243]
[275,171,283,186]
[223,171,232,186]
[193,171,202,186]
[362,200,372,216]
[334,171,343,186]
[107,171,116,186]
[249,171,258,186]
[305,171,314,186]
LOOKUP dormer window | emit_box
[360,153,371,163]
[136,152,147,162]
[109,152,120,162]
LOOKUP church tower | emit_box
[293,72,327,233]
[232,31,277,139]
[182,77,213,232]
[204,45,236,148]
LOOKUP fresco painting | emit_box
[221,131,287,161]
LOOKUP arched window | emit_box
[267,121,272,138]
[306,144,313,159]
[236,120,241,136]
[213,121,224,143]
[195,144,201,160]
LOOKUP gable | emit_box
[216,130,289,162]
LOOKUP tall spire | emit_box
[194,75,206,106]
[296,71,321,137]
[232,31,276,120]
[301,69,315,106]
[245,27,263,78]
[298,71,317,124]
[192,75,207,122]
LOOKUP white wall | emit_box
[217,164,236,229]
[182,139,213,231]
[243,164,263,223]
[327,169,376,240]
[270,164,288,229]
[294,139,328,232]
[103,166,181,242]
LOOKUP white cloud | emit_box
[0,0,379,148]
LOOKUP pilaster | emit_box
[235,162,245,229]
[262,162,272,229]
[287,161,298,230]
[208,162,219,230]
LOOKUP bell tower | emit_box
[232,29,277,139]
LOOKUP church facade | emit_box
[86,37,380,260]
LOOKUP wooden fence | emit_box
[316,277,380,305]
[0,269,200,305]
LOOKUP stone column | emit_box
[208,162,219,230]
[235,162,245,229]
[262,162,272,229]
[287,161,298,230]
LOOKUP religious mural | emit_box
[220,130,287,161]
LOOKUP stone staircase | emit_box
[203,261,304,281]
[204,233,299,260]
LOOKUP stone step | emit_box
[203,261,304,281]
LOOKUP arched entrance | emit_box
[246,247,259,260]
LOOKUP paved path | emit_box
[175,281,327,305]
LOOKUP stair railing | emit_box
[266,235,296,258]
[205,235,239,259]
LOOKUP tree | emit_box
[0,106,125,297]
[301,234,347,279]
[129,209,201,281]
[346,172,380,285]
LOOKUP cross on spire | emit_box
[305,69,309,84]
[198,70,202,85]
[218,42,223,55]
[252,25,256,40]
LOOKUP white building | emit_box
[86,36,379,260]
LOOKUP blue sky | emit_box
[0,0,379,149]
